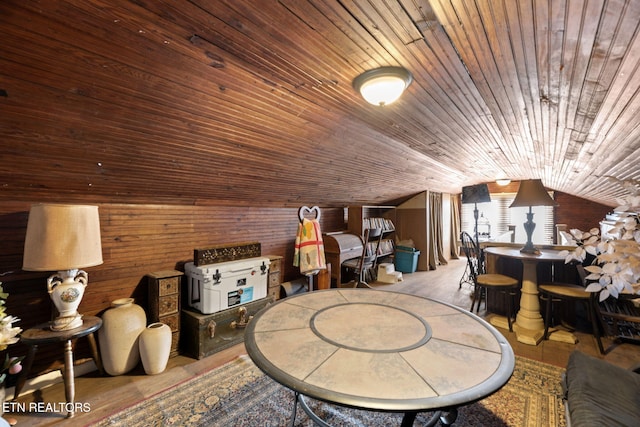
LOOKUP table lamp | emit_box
[23,204,103,331]
[509,179,558,255]
[461,183,491,247]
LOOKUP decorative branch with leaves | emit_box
[560,178,640,301]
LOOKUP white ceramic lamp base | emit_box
[47,269,87,331]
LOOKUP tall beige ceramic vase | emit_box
[139,322,171,375]
[99,298,146,376]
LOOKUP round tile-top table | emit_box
[245,289,515,426]
[483,247,568,345]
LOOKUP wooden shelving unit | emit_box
[347,206,396,260]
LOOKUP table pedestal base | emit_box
[490,315,578,345]
[484,248,569,347]
[488,315,544,345]
[512,324,545,345]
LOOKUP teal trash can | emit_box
[394,246,420,273]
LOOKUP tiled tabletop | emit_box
[245,289,514,414]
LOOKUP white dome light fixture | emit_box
[353,66,413,106]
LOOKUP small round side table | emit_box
[12,316,103,418]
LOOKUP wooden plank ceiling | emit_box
[1,0,639,207]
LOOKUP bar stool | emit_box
[460,232,520,331]
[538,265,604,352]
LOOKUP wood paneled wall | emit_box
[0,202,345,377]
[0,190,610,378]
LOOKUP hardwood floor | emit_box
[6,257,639,426]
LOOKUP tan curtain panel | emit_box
[428,192,447,269]
[450,194,461,259]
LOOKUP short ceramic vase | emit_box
[139,322,171,375]
[98,298,146,376]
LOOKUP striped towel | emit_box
[293,218,327,275]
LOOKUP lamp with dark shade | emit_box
[23,204,103,331]
[461,183,491,247]
[509,179,558,255]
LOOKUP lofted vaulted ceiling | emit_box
[1,0,639,207]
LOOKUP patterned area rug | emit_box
[92,355,566,426]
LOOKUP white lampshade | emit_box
[353,67,413,106]
[23,204,103,271]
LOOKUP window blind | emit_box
[461,192,555,244]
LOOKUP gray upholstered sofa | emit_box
[563,350,640,426]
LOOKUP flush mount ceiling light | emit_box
[353,66,413,106]
[496,178,511,186]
